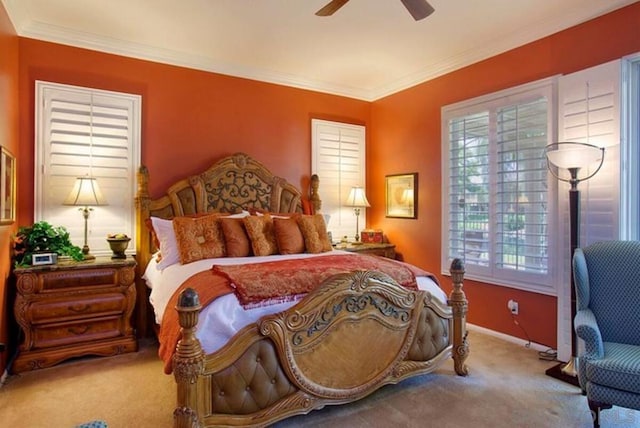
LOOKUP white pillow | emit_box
[150,217,180,270]
[227,210,251,219]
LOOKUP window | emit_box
[311,119,366,242]
[442,79,555,294]
[35,81,141,256]
[621,54,640,241]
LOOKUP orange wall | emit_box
[16,40,371,226]
[370,3,640,347]
[0,3,19,375]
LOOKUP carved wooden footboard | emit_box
[172,260,468,428]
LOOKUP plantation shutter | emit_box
[442,78,554,294]
[447,112,491,269]
[555,60,621,362]
[495,97,549,275]
[311,119,366,241]
[35,81,141,256]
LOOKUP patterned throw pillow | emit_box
[220,218,252,258]
[273,217,305,254]
[297,214,333,253]
[173,214,226,264]
[243,213,278,256]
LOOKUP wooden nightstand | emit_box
[340,242,396,259]
[12,256,137,373]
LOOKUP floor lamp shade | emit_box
[345,186,370,242]
[63,176,108,259]
[544,142,605,385]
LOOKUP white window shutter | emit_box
[442,78,555,294]
[35,81,141,256]
[311,119,366,241]
[555,60,621,362]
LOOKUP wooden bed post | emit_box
[310,174,321,213]
[449,258,469,376]
[173,288,204,428]
[135,165,152,337]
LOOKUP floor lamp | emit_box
[544,141,605,386]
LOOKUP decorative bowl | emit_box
[106,237,131,259]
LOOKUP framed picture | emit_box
[1,146,16,225]
[385,173,417,219]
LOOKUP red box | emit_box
[361,229,383,243]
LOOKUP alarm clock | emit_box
[32,252,58,266]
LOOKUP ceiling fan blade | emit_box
[315,0,350,17]
[400,0,435,21]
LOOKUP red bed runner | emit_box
[159,254,431,373]
[214,254,425,308]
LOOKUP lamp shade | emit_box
[545,142,604,170]
[63,176,108,207]
[345,186,370,207]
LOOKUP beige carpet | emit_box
[0,330,637,428]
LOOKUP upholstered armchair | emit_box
[572,240,640,427]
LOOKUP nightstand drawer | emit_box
[39,269,119,292]
[30,293,126,324]
[32,317,122,349]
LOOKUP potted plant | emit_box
[13,221,84,267]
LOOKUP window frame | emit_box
[34,81,142,256]
[621,53,640,241]
[311,119,366,243]
[441,77,558,295]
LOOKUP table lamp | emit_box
[345,186,370,243]
[64,176,108,260]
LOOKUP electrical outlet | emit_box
[507,299,519,315]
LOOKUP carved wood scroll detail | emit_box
[259,270,424,399]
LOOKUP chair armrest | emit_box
[574,309,604,359]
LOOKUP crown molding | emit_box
[369,0,639,100]
[5,0,637,102]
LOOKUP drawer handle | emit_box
[68,304,90,313]
[68,326,90,335]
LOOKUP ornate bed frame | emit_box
[134,153,469,427]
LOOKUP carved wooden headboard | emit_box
[133,152,320,335]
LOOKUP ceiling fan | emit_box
[315,0,435,21]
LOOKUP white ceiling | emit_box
[3,0,637,101]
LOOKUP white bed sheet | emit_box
[143,250,446,354]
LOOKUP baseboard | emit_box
[467,323,551,353]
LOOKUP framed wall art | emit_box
[1,146,16,225]
[385,173,417,219]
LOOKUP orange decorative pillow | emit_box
[297,214,333,254]
[172,214,226,264]
[220,218,252,258]
[243,213,278,256]
[273,217,305,255]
